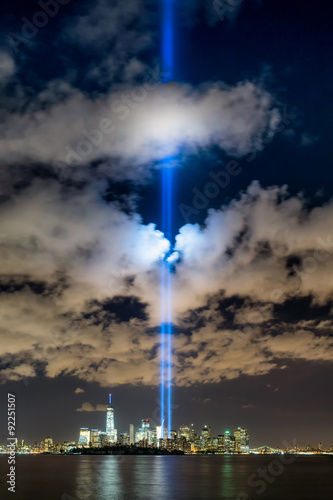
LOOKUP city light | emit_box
[2,395,332,456]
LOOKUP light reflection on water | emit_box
[76,456,126,500]
[3,454,332,500]
[220,455,235,498]
[72,454,332,500]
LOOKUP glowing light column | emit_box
[160,0,175,440]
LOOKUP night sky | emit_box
[0,0,332,449]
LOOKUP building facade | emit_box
[106,394,117,443]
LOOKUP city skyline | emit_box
[1,392,332,451]
[77,394,252,451]
[1,361,332,447]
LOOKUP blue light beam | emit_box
[160,0,175,440]
[162,0,174,83]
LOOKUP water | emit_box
[0,454,332,499]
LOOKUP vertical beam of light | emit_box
[160,257,165,438]
[160,0,174,440]
[162,0,174,83]
[161,165,173,440]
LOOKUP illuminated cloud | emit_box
[0,3,329,389]
[76,402,108,412]
[0,180,332,387]
[0,52,16,84]
[74,388,85,394]
[0,80,280,183]
[171,181,333,315]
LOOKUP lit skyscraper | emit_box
[170,430,177,439]
[234,428,241,452]
[119,433,129,445]
[98,432,108,447]
[156,425,162,447]
[223,430,231,453]
[190,424,196,441]
[129,424,134,445]
[90,429,99,448]
[178,425,191,440]
[136,419,150,443]
[148,429,156,446]
[201,425,212,440]
[234,427,250,453]
[78,428,90,448]
[142,419,150,438]
[106,394,117,443]
[44,436,53,453]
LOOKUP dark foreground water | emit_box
[0,454,332,499]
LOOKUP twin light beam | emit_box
[160,0,175,439]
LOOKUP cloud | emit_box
[262,331,333,362]
[65,0,152,49]
[66,0,246,52]
[191,397,212,404]
[181,0,247,27]
[0,80,280,184]
[74,387,84,394]
[0,52,16,84]
[76,402,107,412]
[300,132,319,147]
[266,384,279,392]
[0,181,333,387]
[172,181,333,314]
[0,0,330,391]
[62,0,154,86]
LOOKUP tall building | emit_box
[156,426,162,447]
[44,436,53,453]
[90,429,100,448]
[148,429,156,446]
[234,428,241,452]
[78,428,90,447]
[142,419,150,439]
[178,425,191,441]
[98,432,108,447]
[234,427,250,453]
[201,425,212,440]
[119,433,129,445]
[223,430,232,453]
[190,424,196,442]
[129,424,135,445]
[136,419,150,443]
[106,394,117,443]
